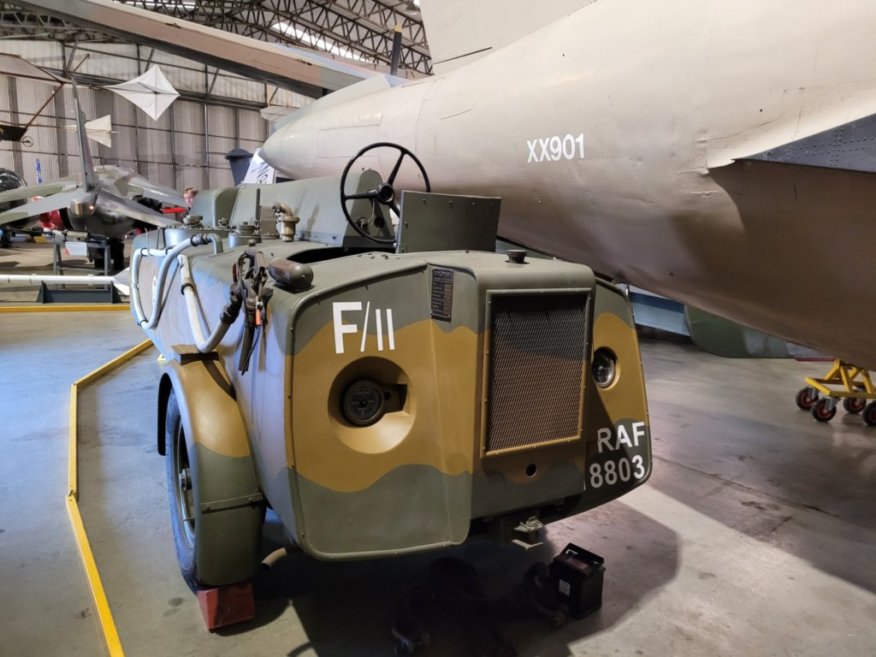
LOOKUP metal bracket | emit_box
[200,492,264,514]
[170,345,220,364]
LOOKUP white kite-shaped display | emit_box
[105,65,179,121]
[65,114,114,147]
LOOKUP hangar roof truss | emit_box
[0,0,432,75]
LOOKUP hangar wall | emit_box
[0,40,309,191]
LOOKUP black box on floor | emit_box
[549,543,605,619]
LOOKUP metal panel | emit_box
[141,162,176,187]
[113,124,137,161]
[168,65,204,95]
[78,48,140,80]
[484,292,588,454]
[207,105,235,137]
[62,130,80,158]
[237,109,265,141]
[237,138,264,156]
[64,155,82,176]
[72,86,99,122]
[11,77,57,119]
[111,93,136,125]
[21,125,60,166]
[138,127,172,160]
[208,136,236,168]
[210,74,262,102]
[177,166,202,191]
[174,132,203,166]
[208,167,234,188]
[272,88,312,110]
[0,40,64,69]
[171,100,203,135]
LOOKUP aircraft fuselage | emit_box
[262,0,876,368]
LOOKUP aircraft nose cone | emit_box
[260,131,285,170]
[262,116,315,179]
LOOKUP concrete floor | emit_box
[1,261,875,656]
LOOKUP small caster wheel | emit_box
[796,386,819,411]
[843,397,866,414]
[812,397,837,422]
[547,610,567,629]
[863,402,876,427]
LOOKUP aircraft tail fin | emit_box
[70,81,97,191]
[419,0,595,73]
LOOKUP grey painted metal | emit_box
[747,113,876,173]
[627,288,690,337]
[396,191,501,254]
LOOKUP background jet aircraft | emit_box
[259,0,876,370]
[0,83,183,265]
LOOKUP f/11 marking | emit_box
[333,301,396,355]
[527,133,585,163]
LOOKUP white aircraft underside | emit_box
[261,0,876,368]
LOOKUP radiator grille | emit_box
[485,293,588,453]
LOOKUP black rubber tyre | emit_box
[811,397,837,422]
[795,387,818,411]
[843,397,866,414]
[165,389,201,591]
[863,402,876,427]
[110,240,125,272]
[90,247,105,271]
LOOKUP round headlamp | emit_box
[592,348,618,388]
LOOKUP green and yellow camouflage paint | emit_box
[134,183,649,587]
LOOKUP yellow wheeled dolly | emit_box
[795,360,876,425]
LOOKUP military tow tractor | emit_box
[131,143,652,591]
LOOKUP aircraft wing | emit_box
[0,178,77,204]
[125,174,186,208]
[0,189,81,226]
[420,0,594,73]
[13,0,378,97]
[98,192,180,229]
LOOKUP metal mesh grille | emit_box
[486,293,587,453]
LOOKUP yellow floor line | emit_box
[0,304,129,313]
[68,339,154,657]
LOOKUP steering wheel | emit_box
[339,142,431,244]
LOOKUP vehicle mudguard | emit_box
[158,356,264,587]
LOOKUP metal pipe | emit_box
[177,253,233,353]
[260,547,288,569]
[130,232,223,329]
[0,274,115,286]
